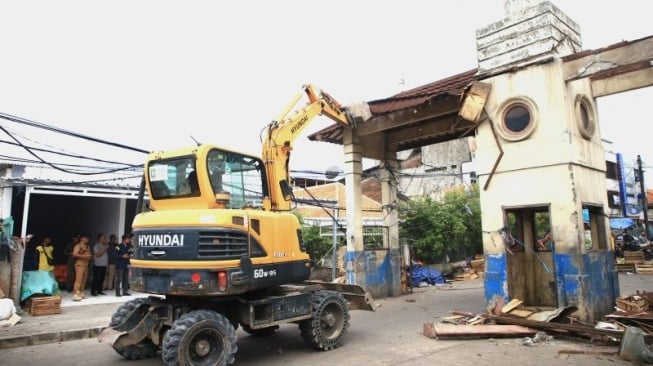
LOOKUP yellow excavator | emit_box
[98,84,375,366]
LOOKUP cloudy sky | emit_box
[0,0,651,185]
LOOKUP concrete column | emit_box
[118,198,127,235]
[380,148,402,297]
[342,127,364,286]
[1,167,13,218]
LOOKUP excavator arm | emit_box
[262,84,352,211]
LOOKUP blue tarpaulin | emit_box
[20,270,60,302]
[410,266,446,287]
[610,217,635,230]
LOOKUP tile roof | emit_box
[293,182,383,220]
[366,69,477,115]
[308,69,477,144]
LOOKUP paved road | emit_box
[3,276,641,365]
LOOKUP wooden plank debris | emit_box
[558,349,618,356]
[509,309,537,318]
[423,322,537,339]
[501,299,523,314]
[491,315,651,342]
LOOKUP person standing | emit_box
[72,234,92,301]
[35,236,55,272]
[91,233,109,296]
[114,233,132,297]
[103,234,117,291]
[64,234,80,292]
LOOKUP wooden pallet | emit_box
[623,251,645,265]
[616,263,637,272]
[27,295,62,316]
[637,264,653,274]
[454,272,479,281]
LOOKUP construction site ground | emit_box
[0,272,649,365]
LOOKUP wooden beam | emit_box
[591,66,653,97]
[357,98,460,136]
[423,322,537,339]
[491,315,651,341]
[563,36,653,82]
[386,115,475,147]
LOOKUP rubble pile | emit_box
[423,290,653,363]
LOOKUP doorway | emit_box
[505,206,557,307]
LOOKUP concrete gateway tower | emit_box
[473,0,617,321]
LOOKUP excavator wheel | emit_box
[162,309,238,366]
[108,298,159,360]
[299,290,350,351]
[239,322,279,337]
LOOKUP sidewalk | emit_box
[0,289,149,349]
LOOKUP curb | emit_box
[0,326,107,349]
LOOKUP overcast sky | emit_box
[0,1,651,185]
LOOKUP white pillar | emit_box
[381,151,399,252]
[1,167,13,218]
[343,127,364,285]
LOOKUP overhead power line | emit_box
[0,112,150,154]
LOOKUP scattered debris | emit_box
[616,293,649,313]
[521,331,553,346]
[422,289,653,363]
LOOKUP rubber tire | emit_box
[239,322,279,337]
[299,291,350,351]
[162,309,238,366]
[108,298,159,360]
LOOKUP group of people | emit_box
[32,232,134,301]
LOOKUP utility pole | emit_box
[637,155,649,234]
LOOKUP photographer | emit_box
[114,233,133,297]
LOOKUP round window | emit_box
[504,104,531,133]
[496,97,538,141]
[575,95,596,139]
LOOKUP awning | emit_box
[610,217,635,230]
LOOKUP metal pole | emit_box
[638,155,649,236]
[332,207,338,281]
[617,153,628,217]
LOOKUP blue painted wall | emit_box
[346,249,401,299]
[484,254,507,302]
[485,251,619,322]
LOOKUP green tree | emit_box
[399,184,482,264]
[302,225,331,261]
[294,211,332,261]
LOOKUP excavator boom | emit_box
[262,84,352,211]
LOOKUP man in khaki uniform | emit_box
[64,234,80,292]
[72,234,92,301]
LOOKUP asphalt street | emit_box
[2,273,649,365]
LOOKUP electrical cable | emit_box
[0,138,141,168]
[0,112,150,154]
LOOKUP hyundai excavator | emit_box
[98,84,376,366]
